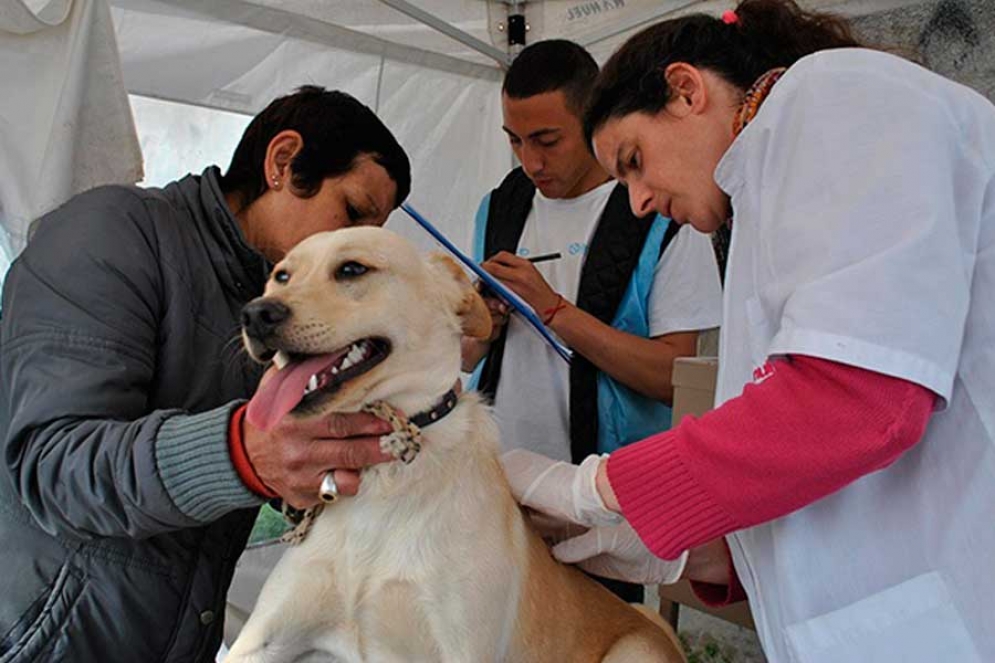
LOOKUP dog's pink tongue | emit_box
[247,354,338,432]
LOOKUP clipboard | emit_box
[401,203,573,363]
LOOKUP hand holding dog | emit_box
[501,449,688,585]
[243,368,395,508]
[460,288,510,371]
[480,295,510,341]
[553,521,688,585]
[500,449,621,528]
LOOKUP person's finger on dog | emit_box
[481,296,510,341]
[461,284,509,367]
[474,281,509,318]
[484,295,508,318]
[325,411,396,439]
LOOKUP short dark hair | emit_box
[502,40,599,115]
[221,86,411,210]
[585,0,862,144]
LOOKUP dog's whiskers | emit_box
[222,328,252,364]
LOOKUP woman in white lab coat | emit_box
[500,1,995,660]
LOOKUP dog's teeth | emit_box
[347,344,366,363]
[306,374,319,393]
[331,365,340,375]
[336,343,369,374]
[273,351,290,370]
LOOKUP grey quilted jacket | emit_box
[0,167,270,662]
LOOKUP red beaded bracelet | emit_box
[542,294,567,325]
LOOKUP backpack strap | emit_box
[477,168,535,401]
[659,215,681,259]
[568,184,655,461]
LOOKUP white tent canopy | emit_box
[104,0,747,254]
[1,0,992,269]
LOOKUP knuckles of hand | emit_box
[280,445,309,473]
[255,413,390,490]
[334,443,375,470]
[326,414,357,438]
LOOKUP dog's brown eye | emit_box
[273,270,290,284]
[336,261,368,279]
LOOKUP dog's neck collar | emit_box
[410,389,459,429]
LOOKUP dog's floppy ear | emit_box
[428,254,493,339]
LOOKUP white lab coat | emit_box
[713,49,995,662]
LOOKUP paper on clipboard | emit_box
[401,204,572,363]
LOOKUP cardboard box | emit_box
[671,356,719,422]
[658,356,755,630]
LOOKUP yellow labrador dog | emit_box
[226,227,685,663]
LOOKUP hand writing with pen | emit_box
[460,250,567,370]
[481,251,565,325]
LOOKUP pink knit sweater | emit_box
[608,355,935,569]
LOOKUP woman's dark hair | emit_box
[503,40,599,116]
[584,0,862,143]
[222,86,411,211]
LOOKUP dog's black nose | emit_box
[241,299,291,339]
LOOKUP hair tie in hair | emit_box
[721,9,739,24]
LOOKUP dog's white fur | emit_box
[227,227,685,663]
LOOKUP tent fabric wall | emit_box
[130,95,252,188]
[375,58,510,253]
[112,0,509,253]
[0,0,142,261]
[109,1,498,115]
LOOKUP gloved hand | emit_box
[500,449,622,528]
[553,521,689,585]
[522,508,588,547]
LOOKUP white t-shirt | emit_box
[713,49,995,662]
[492,181,723,461]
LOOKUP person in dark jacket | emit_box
[0,86,411,662]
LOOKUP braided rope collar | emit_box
[280,388,460,544]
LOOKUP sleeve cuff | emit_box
[228,404,279,499]
[607,429,738,560]
[690,539,748,606]
[155,403,265,523]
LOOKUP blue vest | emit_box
[596,215,673,453]
[472,183,674,456]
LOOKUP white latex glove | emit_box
[500,449,622,528]
[553,521,689,585]
[522,509,588,547]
